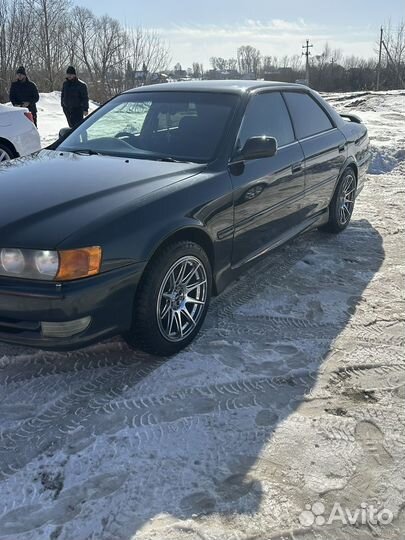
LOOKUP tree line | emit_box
[1,0,404,103]
[0,0,170,103]
[187,21,405,92]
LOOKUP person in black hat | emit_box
[61,66,89,128]
[9,66,40,126]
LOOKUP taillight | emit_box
[24,111,34,123]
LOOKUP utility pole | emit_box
[302,40,313,86]
[376,26,383,91]
[382,39,405,89]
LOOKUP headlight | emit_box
[0,247,102,281]
[0,248,25,274]
[34,250,59,277]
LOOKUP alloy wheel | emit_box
[338,173,356,226]
[157,255,208,342]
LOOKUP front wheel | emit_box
[125,241,212,356]
[320,168,357,233]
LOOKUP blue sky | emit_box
[78,0,405,67]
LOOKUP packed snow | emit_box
[326,90,405,174]
[0,89,404,540]
[33,91,98,147]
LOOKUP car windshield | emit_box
[58,91,240,163]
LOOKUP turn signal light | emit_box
[56,247,102,281]
[24,112,34,123]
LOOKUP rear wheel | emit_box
[0,142,15,162]
[320,168,357,233]
[125,241,212,356]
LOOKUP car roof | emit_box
[124,80,308,95]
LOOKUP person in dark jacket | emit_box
[61,66,89,128]
[9,66,40,126]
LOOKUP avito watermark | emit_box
[299,501,393,527]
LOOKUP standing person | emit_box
[9,66,40,127]
[61,66,89,128]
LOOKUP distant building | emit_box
[264,68,295,83]
[172,69,188,80]
[128,71,169,86]
[239,72,256,80]
[204,69,243,80]
[295,78,309,86]
[150,73,169,84]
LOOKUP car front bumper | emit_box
[0,263,145,351]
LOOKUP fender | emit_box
[331,156,358,197]
[141,218,234,296]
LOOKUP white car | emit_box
[0,104,41,162]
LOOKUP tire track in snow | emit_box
[0,371,317,479]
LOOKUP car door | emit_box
[229,91,306,266]
[283,91,347,218]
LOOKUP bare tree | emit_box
[381,20,405,87]
[210,57,228,71]
[192,62,203,78]
[27,0,71,90]
[71,6,97,82]
[139,30,170,79]
[227,58,237,72]
[0,0,171,101]
[2,0,404,101]
[237,45,261,77]
[0,0,34,98]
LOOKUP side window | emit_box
[236,92,295,152]
[283,92,333,139]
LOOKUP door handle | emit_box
[291,162,303,173]
[338,144,346,153]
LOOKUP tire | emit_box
[320,168,357,233]
[0,142,15,162]
[125,241,212,356]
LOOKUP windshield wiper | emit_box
[70,148,102,156]
[154,156,193,163]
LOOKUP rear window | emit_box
[283,92,333,139]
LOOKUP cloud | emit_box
[154,18,376,67]
[163,18,312,40]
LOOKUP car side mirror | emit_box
[239,136,278,161]
[58,127,72,139]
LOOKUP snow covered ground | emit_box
[35,91,98,147]
[0,90,404,540]
[326,90,405,174]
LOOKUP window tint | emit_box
[236,92,295,152]
[157,103,197,130]
[283,92,333,139]
[59,92,239,162]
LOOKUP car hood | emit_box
[0,149,204,249]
